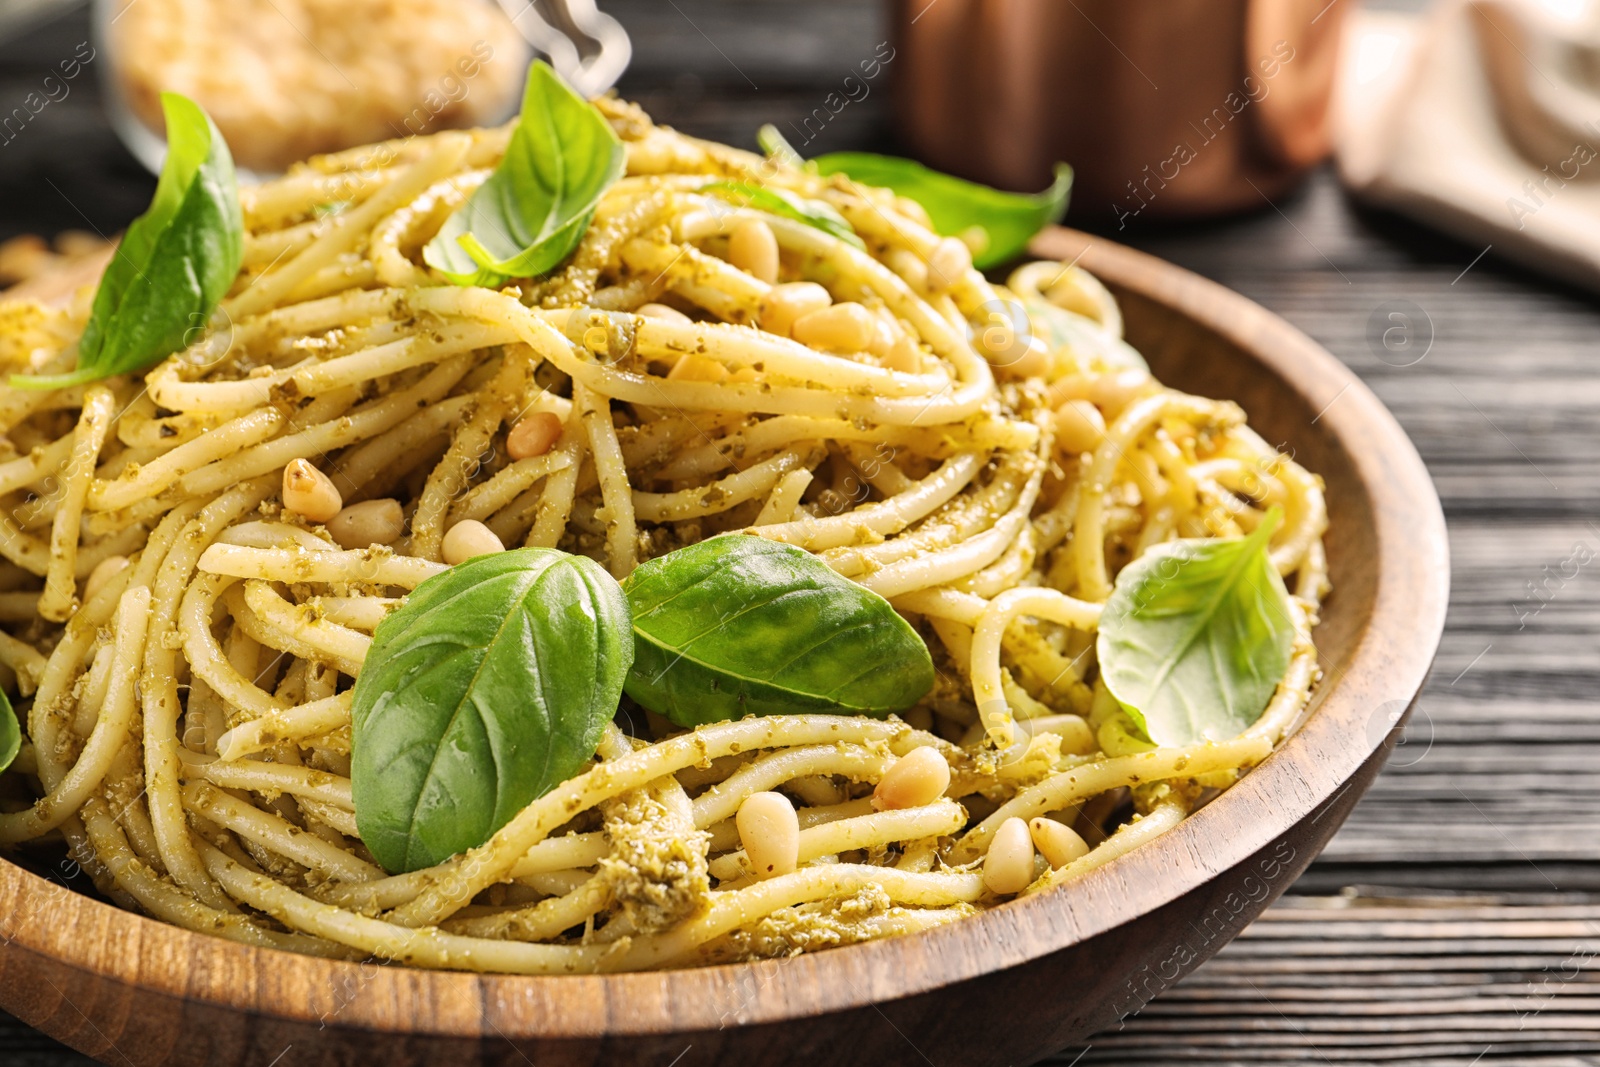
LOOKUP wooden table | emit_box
[2,2,1595,1063]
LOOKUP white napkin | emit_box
[1338,0,1600,290]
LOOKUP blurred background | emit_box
[0,0,1375,231]
[5,1,1600,1064]
[7,0,1598,291]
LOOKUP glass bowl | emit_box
[91,0,626,179]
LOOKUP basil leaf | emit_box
[700,181,866,250]
[1096,509,1295,747]
[0,687,17,777]
[351,548,634,874]
[424,61,625,287]
[621,533,935,728]
[809,153,1071,269]
[12,93,242,391]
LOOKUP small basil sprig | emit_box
[0,687,18,777]
[425,62,625,287]
[700,181,865,250]
[12,93,242,391]
[622,533,935,727]
[1096,509,1295,746]
[758,124,1070,269]
[351,548,633,873]
[814,154,1070,269]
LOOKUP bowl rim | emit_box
[0,225,1450,1040]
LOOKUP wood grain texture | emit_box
[6,0,1584,1062]
[1067,893,1600,1064]
[1080,172,1600,1065]
[0,215,1446,1065]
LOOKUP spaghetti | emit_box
[0,95,1327,973]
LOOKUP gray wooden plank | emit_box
[0,1,1596,1064]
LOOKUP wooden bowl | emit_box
[0,227,1449,1066]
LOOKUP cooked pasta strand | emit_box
[0,97,1326,975]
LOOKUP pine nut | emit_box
[327,499,404,549]
[282,458,342,523]
[736,790,799,878]
[864,186,897,209]
[1053,398,1107,455]
[883,334,923,373]
[1088,368,1156,418]
[636,302,692,324]
[872,746,951,810]
[1047,374,1092,405]
[972,299,1037,369]
[728,218,780,284]
[983,816,1037,895]
[957,226,990,259]
[926,236,973,293]
[885,248,928,291]
[83,555,130,604]
[868,315,897,357]
[666,354,731,383]
[895,196,933,230]
[792,301,876,352]
[441,519,505,565]
[507,411,564,460]
[1029,817,1091,869]
[674,209,722,242]
[759,282,832,337]
[993,335,1052,380]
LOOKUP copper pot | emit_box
[892,0,1349,224]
